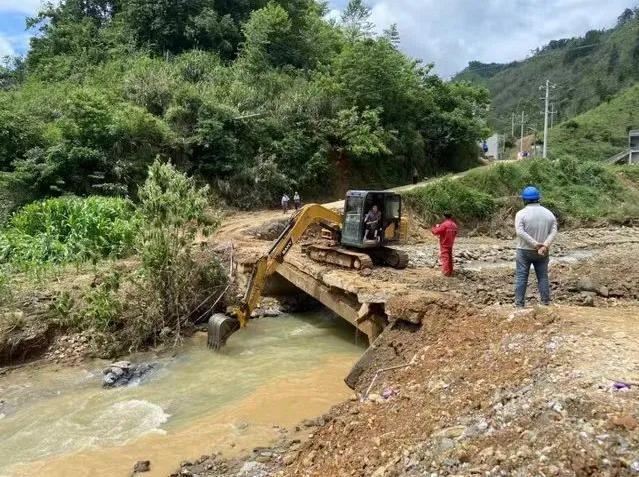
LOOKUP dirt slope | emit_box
[174,302,639,477]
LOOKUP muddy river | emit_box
[0,311,365,477]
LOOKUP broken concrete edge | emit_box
[344,322,399,390]
[345,293,469,390]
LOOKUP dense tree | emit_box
[123,0,241,58]
[383,24,401,47]
[0,0,489,214]
[341,0,374,41]
[618,8,635,26]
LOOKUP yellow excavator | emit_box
[208,190,409,350]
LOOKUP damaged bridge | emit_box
[275,261,385,341]
[235,248,432,345]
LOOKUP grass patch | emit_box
[403,179,496,224]
[549,82,639,162]
[404,158,639,228]
[615,164,639,186]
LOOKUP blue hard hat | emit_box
[521,186,541,201]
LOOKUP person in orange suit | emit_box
[431,213,458,277]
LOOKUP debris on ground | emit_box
[132,460,151,474]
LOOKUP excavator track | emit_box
[305,244,374,270]
[368,247,409,269]
[381,247,409,269]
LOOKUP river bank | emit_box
[175,303,639,477]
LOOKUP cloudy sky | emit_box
[1,0,637,76]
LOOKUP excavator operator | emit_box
[364,205,381,240]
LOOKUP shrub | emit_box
[404,158,639,229]
[0,266,10,304]
[137,160,225,340]
[404,179,496,225]
[0,196,139,267]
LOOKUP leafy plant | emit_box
[0,0,490,209]
[0,196,139,267]
[137,160,225,340]
[0,266,10,304]
[79,271,124,333]
[404,179,496,225]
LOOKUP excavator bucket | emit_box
[207,313,240,351]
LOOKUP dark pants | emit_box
[515,249,550,307]
[294,200,301,210]
[365,222,378,240]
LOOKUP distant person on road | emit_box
[412,167,419,185]
[364,205,381,240]
[281,194,290,214]
[431,213,458,277]
[514,186,558,308]
[293,192,301,211]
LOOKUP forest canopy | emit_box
[0,0,489,214]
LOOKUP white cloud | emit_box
[0,31,31,56]
[0,35,15,56]
[0,0,47,15]
[325,8,341,23]
[331,0,638,77]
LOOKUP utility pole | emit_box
[511,112,515,137]
[520,111,525,154]
[540,79,556,158]
[550,103,557,129]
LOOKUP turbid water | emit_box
[0,311,365,477]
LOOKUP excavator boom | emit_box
[208,204,343,349]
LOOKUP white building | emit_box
[483,133,504,161]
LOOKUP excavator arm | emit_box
[208,204,343,350]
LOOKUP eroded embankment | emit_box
[174,297,639,477]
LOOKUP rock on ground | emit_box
[103,361,153,388]
[132,460,151,473]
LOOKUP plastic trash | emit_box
[382,388,397,400]
[613,382,631,391]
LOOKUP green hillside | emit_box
[0,0,489,217]
[454,7,639,133]
[549,82,639,161]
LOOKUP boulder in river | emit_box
[132,460,151,473]
[103,361,153,388]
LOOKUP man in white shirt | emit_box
[514,186,558,307]
[281,194,290,214]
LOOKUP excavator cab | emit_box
[341,191,405,248]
